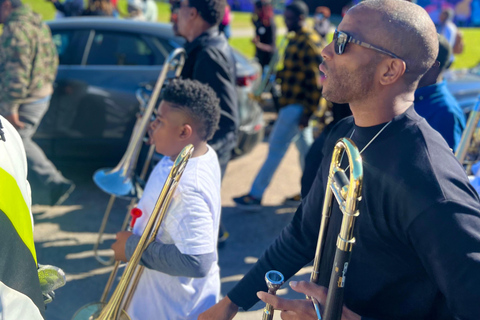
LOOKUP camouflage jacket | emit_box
[0,6,59,116]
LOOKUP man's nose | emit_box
[321,41,334,60]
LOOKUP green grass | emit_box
[11,1,480,70]
[451,28,480,69]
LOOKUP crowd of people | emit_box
[46,0,158,21]
[1,0,480,319]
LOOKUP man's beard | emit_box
[322,60,378,105]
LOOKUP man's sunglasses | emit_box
[333,30,408,71]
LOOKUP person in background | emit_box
[251,0,279,111]
[143,0,158,22]
[219,3,232,39]
[45,0,84,18]
[437,8,457,64]
[313,6,332,45]
[252,0,276,74]
[172,0,238,245]
[82,0,115,16]
[126,0,146,20]
[233,1,322,210]
[415,33,465,151]
[0,0,75,206]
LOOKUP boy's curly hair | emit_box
[189,0,225,26]
[161,79,220,141]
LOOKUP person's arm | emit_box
[407,200,480,319]
[125,235,214,278]
[0,25,32,117]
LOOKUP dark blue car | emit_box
[36,18,264,164]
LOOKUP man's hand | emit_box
[257,281,361,320]
[111,231,133,262]
[5,113,25,130]
[198,296,239,320]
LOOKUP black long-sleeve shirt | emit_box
[180,27,238,154]
[228,106,480,320]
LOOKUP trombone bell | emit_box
[93,168,136,199]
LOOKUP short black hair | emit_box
[189,0,225,26]
[285,0,308,17]
[161,79,220,141]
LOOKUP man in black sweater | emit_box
[199,0,480,319]
[173,0,238,243]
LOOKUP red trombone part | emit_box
[130,207,143,230]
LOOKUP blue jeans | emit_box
[250,104,313,199]
[17,96,69,187]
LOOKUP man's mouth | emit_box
[319,64,328,82]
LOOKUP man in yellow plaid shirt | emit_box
[234,0,323,210]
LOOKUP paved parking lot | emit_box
[32,118,314,320]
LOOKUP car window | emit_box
[51,30,84,65]
[151,37,176,63]
[86,31,156,66]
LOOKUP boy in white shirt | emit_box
[111,79,222,320]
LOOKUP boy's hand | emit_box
[111,231,133,262]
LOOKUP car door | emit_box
[39,26,174,163]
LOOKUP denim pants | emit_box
[250,104,313,199]
[17,96,68,187]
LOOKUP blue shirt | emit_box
[414,80,466,151]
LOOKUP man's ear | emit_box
[379,59,407,86]
[179,124,193,140]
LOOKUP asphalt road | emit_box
[32,115,313,320]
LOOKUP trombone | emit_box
[309,138,363,320]
[455,95,480,173]
[92,48,186,265]
[72,144,194,320]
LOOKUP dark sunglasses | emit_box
[333,30,408,72]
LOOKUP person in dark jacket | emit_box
[46,0,84,17]
[199,0,480,319]
[173,0,238,244]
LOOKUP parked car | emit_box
[36,18,264,165]
[446,63,480,113]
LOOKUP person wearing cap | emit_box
[414,33,465,151]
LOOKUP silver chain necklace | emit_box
[343,120,392,170]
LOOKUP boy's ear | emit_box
[179,124,193,140]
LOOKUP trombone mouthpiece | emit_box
[265,270,284,293]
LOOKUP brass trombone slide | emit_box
[455,95,480,167]
[92,48,186,265]
[309,138,363,320]
[72,144,194,320]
